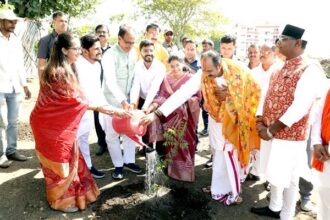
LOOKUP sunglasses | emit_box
[165,32,173,36]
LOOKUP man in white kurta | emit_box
[76,36,108,178]
[251,44,282,179]
[130,40,166,110]
[101,25,141,180]
[251,24,325,220]
[311,86,330,220]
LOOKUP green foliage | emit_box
[135,0,230,45]
[7,0,100,19]
[74,24,94,37]
[0,3,15,10]
[163,121,188,166]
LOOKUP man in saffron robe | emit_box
[141,51,260,205]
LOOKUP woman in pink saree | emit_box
[146,55,201,182]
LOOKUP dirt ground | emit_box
[0,79,317,220]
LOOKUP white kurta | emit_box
[258,61,325,220]
[76,57,107,168]
[251,62,282,176]
[130,59,166,109]
[311,85,330,220]
[258,62,325,187]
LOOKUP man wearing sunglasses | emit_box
[162,28,178,56]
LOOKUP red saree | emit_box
[152,72,201,182]
[30,80,99,210]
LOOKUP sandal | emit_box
[202,186,211,193]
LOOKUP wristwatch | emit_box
[266,127,274,139]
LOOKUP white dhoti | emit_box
[209,117,241,205]
[249,150,260,177]
[317,161,330,220]
[100,114,136,167]
[77,111,94,169]
[265,139,308,220]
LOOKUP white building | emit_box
[233,23,280,61]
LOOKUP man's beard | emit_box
[143,55,153,63]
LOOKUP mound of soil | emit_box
[92,182,210,220]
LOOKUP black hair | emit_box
[80,35,99,50]
[146,23,159,32]
[139,40,154,51]
[220,34,236,45]
[95,24,109,33]
[184,39,196,48]
[168,55,191,72]
[52,11,65,20]
[201,50,222,67]
[118,24,134,37]
[168,55,183,63]
[42,32,79,93]
[301,40,308,49]
[202,39,214,47]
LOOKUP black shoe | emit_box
[198,129,208,136]
[124,163,142,174]
[7,152,27,161]
[95,145,107,156]
[90,166,105,179]
[205,157,213,168]
[112,167,124,180]
[250,206,280,219]
[246,173,260,181]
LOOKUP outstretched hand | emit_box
[113,108,132,118]
[139,113,157,126]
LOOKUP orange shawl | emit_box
[312,89,330,172]
[201,59,261,167]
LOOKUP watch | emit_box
[266,127,274,139]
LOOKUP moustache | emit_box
[99,35,105,38]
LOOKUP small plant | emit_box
[163,121,188,166]
[0,3,15,10]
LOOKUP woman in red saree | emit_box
[146,55,201,182]
[30,32,128,213]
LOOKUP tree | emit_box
[135,0,229,46]
[5,0,100,19]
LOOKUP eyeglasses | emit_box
[260,50,271,55]
[120,37,135,45]
[278,35,296,42]
[68,47,81,52]
[165,32,173,36]
[96,31,108,35]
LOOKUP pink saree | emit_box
[152,72,201,182]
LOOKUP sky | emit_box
[94,0,330,58]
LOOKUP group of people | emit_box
[0,7,329,219]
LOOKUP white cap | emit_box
[0,9,22,21]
